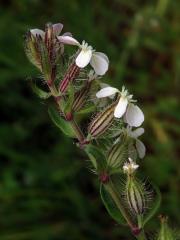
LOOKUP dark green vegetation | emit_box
[0,0,179,239]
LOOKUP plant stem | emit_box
[47,82,86,144]
[105,180,134,229]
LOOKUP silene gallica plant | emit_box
[24,22,179,240]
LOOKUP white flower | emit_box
[123,158,139,174]
[57,39,109,75]
[96,86,144,127]
[126,127,146,159]
[75,41,109,75]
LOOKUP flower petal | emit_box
[96,87,119,98]
[94,52,109,64]
[53,23,63,35]
[114,97,128,118]
[30,29,45,38]
[57,36,80,46]
[100,83,116,99]
[75,49,92,68]
[90,52,109,75]
[136,139,146,159]
[125,104,144,127]
[130,128,144,138]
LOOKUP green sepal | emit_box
[100,183,127,225]
[48,106,76,138]
[142,182,161,227]
[84,144,106,171]
[31,82,52,99]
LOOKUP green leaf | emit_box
[31,82,52,99]
[100,183,126,225]
[48,106,76,138]
[142,183,161,227]
[84,144,106,171]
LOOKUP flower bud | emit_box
[25,23,62,83]
[72,83,91,112]
[125,175,146,215]
[88,102,116,138]
[107,140,129,170]
[24,31,42,71]
[157,216,176,240]
[59,63,80,93]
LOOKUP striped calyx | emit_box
[59,63,80,93]
[107,140,129,170]
[88,102,116,138]
[125,176,146,215]
[25,32,42,71]
[72,83,91,112]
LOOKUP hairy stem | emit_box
[105,180,134,229]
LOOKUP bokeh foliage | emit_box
[0,0,179,239]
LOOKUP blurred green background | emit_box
[0,0,179,239]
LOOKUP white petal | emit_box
[53,23,63,35]
[136,139,146,159]
[114,97,128,118]
[30,29,45,38]
[90,52,109,75]
[130,128,144,138]
[76,49,93,68]
[94,52,109,64]
[57,36,80,46]
[126,104,144,127]
[96,87,119,98]
[100,83,115,99]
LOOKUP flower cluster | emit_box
[25,22,163,239]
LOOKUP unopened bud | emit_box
[125,175,146,215]
[24,31,42,71]
[59,63,80,93]
[72,83,91,112]
[25,23,61,83]
[88,102,116,138]
[107,140,129,170]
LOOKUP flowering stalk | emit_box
[24,22,178,239]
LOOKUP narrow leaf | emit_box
[48,106,76,138]
[84,144,106,171]
[100,183,126,225]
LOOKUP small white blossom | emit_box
[74,41,109,75]
[96,86,144,127]
[123,158,139,174]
